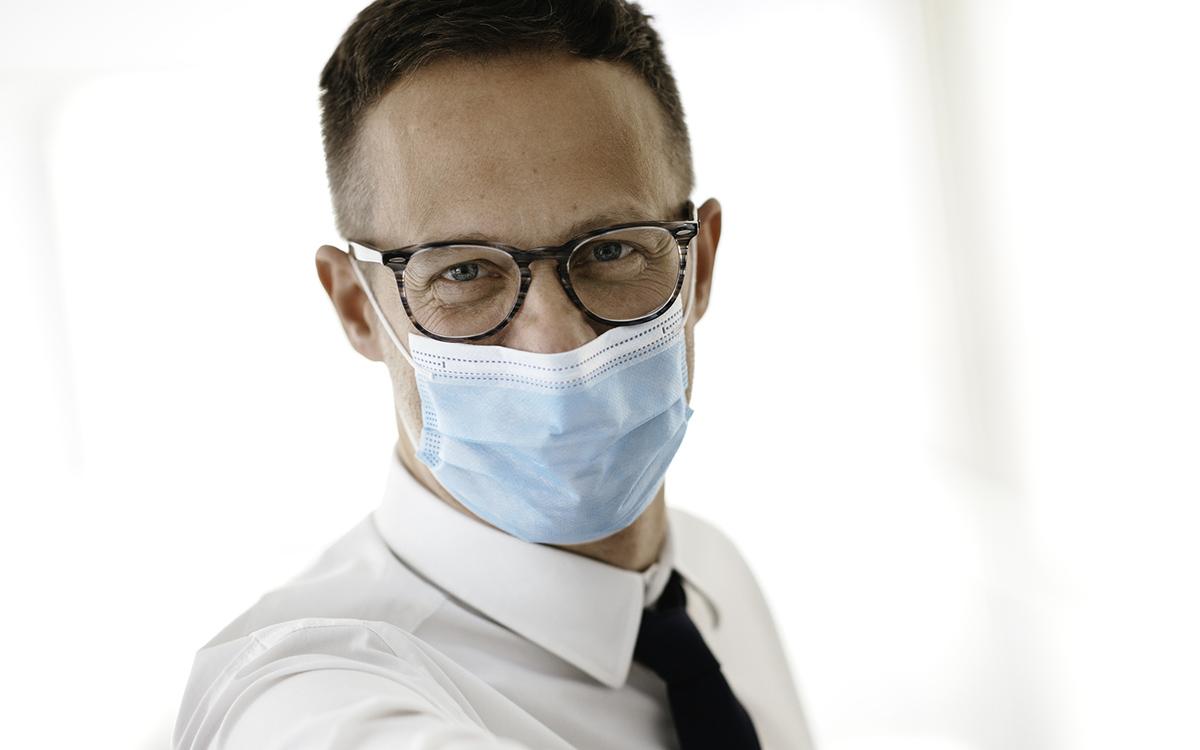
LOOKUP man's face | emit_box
[316,50,719,512]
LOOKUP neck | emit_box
[393,440,668,572]
[554,487,668,572]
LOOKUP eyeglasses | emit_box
[346,200,698,341]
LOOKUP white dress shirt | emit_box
[172,451,814,750]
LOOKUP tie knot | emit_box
[633,569,720,684]
[654,568,688,611]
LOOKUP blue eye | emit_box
[442,263,480,282]
[592,241,631,262]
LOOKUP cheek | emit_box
[369,268,406,321]
[387,353,425,441]
[370,265,424,434]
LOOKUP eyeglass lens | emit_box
[401,226,682,338]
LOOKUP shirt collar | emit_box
[372,450,678,688]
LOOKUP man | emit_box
[172,2,813,748]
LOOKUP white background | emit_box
[2,1,1198,749]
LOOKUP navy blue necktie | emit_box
[633,568,763,749]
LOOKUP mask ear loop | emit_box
[681,235,699,326]
[346,252,423,451]
[347,253,416,368]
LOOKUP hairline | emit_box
[335,49,693,241]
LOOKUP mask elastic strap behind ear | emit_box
[348,253,425,453]
[347,253,416,368]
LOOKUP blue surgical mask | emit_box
[349,259,694,545]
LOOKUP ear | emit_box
[315,245,386,362]
[690,197,722,321]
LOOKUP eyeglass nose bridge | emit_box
[503,243,603,330]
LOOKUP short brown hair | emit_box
[318,0,694,238]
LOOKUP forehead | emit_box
[357,51,677,247]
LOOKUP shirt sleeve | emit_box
[173,618,533,750]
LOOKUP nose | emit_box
[499,258,597,353]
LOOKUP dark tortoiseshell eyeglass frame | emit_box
[346,200,698,342]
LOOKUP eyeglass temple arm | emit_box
[347,240,384,264]
[679,200,699,317]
